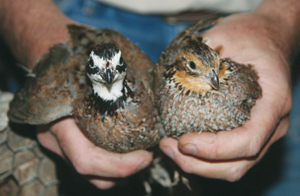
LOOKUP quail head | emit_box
[154,18,262,138]
[8,25,163,153]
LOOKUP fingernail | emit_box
[137,162,149,172]
[161,146,174,160]
[180,143,197,156]
[203,37,210,44]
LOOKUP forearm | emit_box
[0,0,73,69]
[254,0,300,59]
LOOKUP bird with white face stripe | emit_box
[87,43,126,98]
[85,43,128,118]
[8,25,163,153]
[72,42,164,152]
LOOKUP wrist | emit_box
[0,0,75,69]
[25,19,73,69]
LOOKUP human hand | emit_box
[160,12,293,181]
[37,117,153,189]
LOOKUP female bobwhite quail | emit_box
[154,18,262,138]
[8,25,164,153]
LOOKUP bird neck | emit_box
[92,79,125,102]
[91,79,127,116]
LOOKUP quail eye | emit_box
[188,61,196,70]
[89,58,95,68]
[116,58,127,73]
[119,57,124,65]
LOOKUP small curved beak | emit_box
[105,69,113,85]
[211,68,219,90]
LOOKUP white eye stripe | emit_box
[90,50,122,69]
[111,50,122,68]
[90,51,106,69]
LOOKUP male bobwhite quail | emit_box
[154,18,262,138]
[8,25,164,153]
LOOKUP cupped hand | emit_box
[2,0,155,190]
[37,117,153,189]
[160,13,292,181]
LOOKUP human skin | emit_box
[160,0,300,181]
[1,0,299,189]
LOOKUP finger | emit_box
[162,137,254,181]
[87,177,117,190]
[37,124,65,158]
[50,117,153,178]
[160,116,289,181]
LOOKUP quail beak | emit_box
[210,68,219,90]
[105,69,114,85]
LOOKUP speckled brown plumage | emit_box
[154,18,262,138]
[8,25,163,153]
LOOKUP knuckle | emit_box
[72,158,91,175]
[114,165,136,178]
[91,180,116,190]
[176,159,194,174]
[182,167,193,174]
[246,145,261,157]
[246,138,263,157]
[115,170,129,178]
[104,161,138,178]
[225,173,243,182]
[97,182,116,190]
[224,165,247,182]
[209,145,220,160]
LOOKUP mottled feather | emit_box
[154,18,262,138]
[8,25,163,152]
